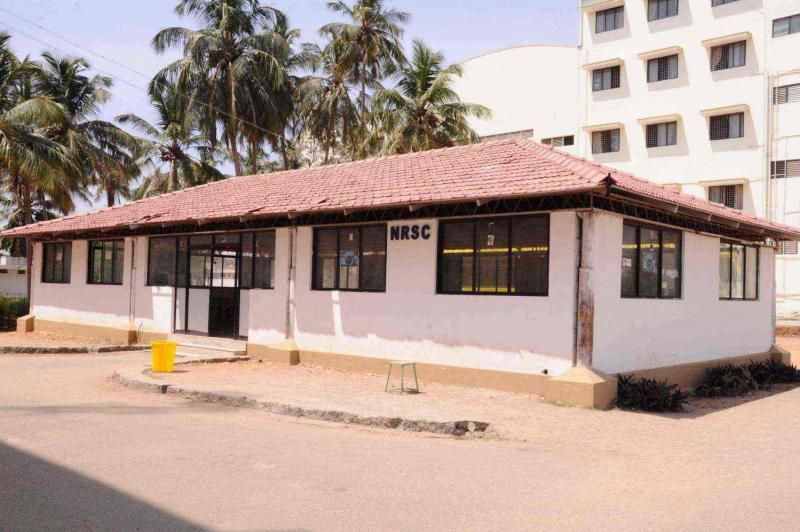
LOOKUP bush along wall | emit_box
[0,296,28,330]
[615,375,689,413]
[694,360,800,398]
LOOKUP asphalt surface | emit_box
[1,352,799,531]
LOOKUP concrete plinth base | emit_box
[545,366,617,410]
[248,339,300,365]
[770,344,794,366]
[16,314,34,333]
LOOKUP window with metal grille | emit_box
[719,242,758,300]
[712,0,740,6]
[774,83,800,105]
[621,223,682,299]
[773,14,800,37]
[313,225,386,291]
[596,6,624,33]
[710,41,746,71]
[541,135,575,147]
[592,65,621,92]
[646,122,677,148]
[88,239,125,285]
[42,242,71,284]
[648,0,678,21]
[591,129,621,154]
[647,54,678,82]
[778,241,799,255]
[437,215,549,296]
[709,112,744,140]
[708,185,743,210]
[771,160,800,179]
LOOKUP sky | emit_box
[0,0,578,210]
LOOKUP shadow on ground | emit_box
[0,442,205,531]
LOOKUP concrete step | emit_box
[168,334,247,358]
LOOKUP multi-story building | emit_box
[455,0,800,317]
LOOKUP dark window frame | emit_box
[648,0,679,22]
[710,41,747,71]
[774,83,800,105]
[647,54,679,83]
[709,112,745,141]
[592,65,621,92]
[145,230,276,289]
[87,239,125,285]
[595,6,624,33]
[712,0,740,6]
[541,135,575,147]
[773,14,800,38]
[436,214,550,297]
[311,224,387,293]
[41,241,72,284]
[621,222,683,300]
[591,129,621,154]
[719,241,759,301]
[646,121,678,148]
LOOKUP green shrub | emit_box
[615,374,689,413]
[694,360,800,398]
[0,295,28,330]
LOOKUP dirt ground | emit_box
[0,331,121,347]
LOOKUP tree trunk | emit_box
[360,60,367,125]
[248,139,259,175]
[106,185,116,207]
[170,158,179,192]
[228,127,243,176]
[280,135,290,170]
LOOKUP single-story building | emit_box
[5,139,800,408]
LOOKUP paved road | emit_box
[1,352,799,531]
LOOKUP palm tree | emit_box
[322,0,408,124]
[35,52,140,207]
[117,81,223,198]
[152,0,288,176]
[368,40,491,156]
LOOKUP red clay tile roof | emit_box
[4,138,800,240]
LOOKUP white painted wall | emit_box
[591,211,774,374]
[0,271,27,299]
[244,229,288,346]
[290,213,579,376]
[452,45,580,153]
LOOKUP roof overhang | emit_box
[583,122,624,132]
[636,114,681,126]
[582,57,624,70]
[697,177,748,187]
[701,32,752,48]
[581,0,624,12]
[637,46,683,61]
[700,104,750,117]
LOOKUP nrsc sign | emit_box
[390,223,432,241]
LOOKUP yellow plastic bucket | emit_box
[151,341,177,373]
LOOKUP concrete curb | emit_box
[0,344,151,355]
[112,366,492,437]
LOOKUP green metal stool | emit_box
[385,361,419,394]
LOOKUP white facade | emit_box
[454,0,800,317]
[0,255,27,299]
[28,212,776,376]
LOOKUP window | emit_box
[592,66,621,92]
[437,215,549,296]
[773,14,800,38]
[709,112,744,140]
[592,129,621,154]
[596,6,624,33]
[42,242,72,284]
[621,223,682,299]
[647,55,678,82]
[312,225,386,291]
[719,242,758,300]
[774,83,800,105]
[648,0,678,21]
[771,160,800,179]
[147,231,275,288]
[646,122,678,148]
[778,241,799,255]
[541,135,575,147]
[712,0,740,6]
[710,41,746,71]
[88,240,125,285]
[708,185,743,210]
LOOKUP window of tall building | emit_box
[648,0,678,21]
[778,241,799,255]
[596,6,624,33]
[710,41,746,71]
[646,122,678,148]
[708,185,743,210]
[541,135,575,147]
[771,160,800,179]
[709,112,744,140]
[592,65,621,92]
[647,54,678,82]
[774,83,800,105]
[773,14,800,38]
[591,129,621,154]
[711,0,741,6]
